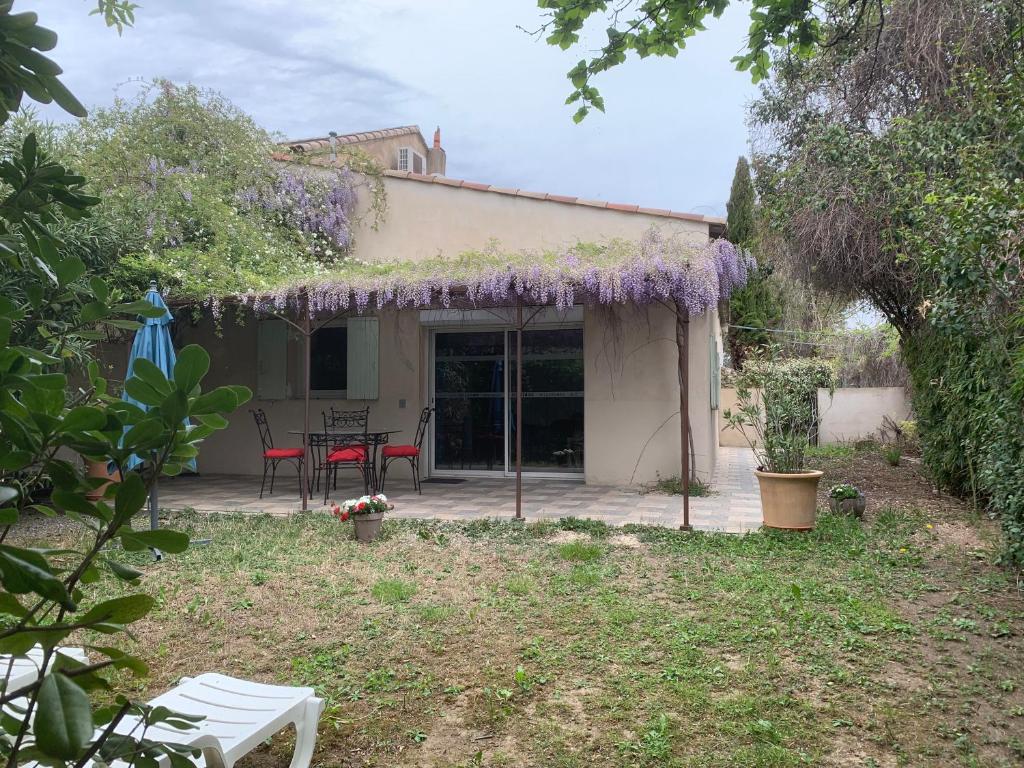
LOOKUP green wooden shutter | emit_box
[257,318,288,400]
[346,317,379,400]
[709,335,721,411]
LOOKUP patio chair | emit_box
[112,672,323,768]
[251,409,305,499]
[323,407,371,501]
[1,646,88,694]
[379,407,433,494]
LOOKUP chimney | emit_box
[427,125,446,176]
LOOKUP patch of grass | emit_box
[557,541,603,562]
[805,443,855,459]
[16,465,1022,768]
[647,474,714,496]
[370,579,416,605]
[555,516,610,537]
[883,445,902,466]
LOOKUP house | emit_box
[166,125,739,491]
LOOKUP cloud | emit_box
[23,0,756,216]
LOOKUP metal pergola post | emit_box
[676,305,692,532]
[515,300,523,520]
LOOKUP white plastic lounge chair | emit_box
[115,673,323,768]
[1,646,89,693]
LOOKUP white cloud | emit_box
[25,0,756,215]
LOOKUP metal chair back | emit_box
[325,406,369,430]
[251,409,274,452]
[413,407,433,451]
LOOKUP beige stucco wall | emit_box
[584,304,717,486]
[102,301,718,488]
[101,177,723,488]
[817,386,911,444]
[718,386,761,448]
[718,385,911,447]
[346,175,710,264]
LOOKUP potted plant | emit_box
[828,483,866,518]
[724,358,834,530]
[332,494,391,543]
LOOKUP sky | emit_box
[26,0,758,218]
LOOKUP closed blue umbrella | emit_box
[122,281,194,535]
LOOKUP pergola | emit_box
[235,233,751,523]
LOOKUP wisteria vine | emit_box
[237,229,752,319]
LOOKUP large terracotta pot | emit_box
[353,512,385,543]
[84,458,121,501]
[754,469,823,531]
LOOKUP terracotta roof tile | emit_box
[285,125,423,153]
[546,194,577,204]
[271,146,724,231]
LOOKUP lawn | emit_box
[11,452,1024,768]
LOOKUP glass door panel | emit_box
[433,331,506,472]
[509,328,584,474]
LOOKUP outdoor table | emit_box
[289,429,401,494]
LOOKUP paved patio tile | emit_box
[157,447,763,534]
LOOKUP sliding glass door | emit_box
[431,327,584,476]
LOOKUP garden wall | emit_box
[719,385,911,447]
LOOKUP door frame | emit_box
[428,323,585,480]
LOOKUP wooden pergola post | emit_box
[675,303,692,531]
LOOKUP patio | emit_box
[156,447,762,533]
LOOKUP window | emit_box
[397,146,425,173]
[311,325,347,395]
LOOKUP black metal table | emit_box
[289,429,401,496]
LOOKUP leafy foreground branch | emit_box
[0,130,251,768]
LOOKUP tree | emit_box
[533,0,888,121]
[0,3,252,766]
[722,156,783,369]
[725,157,754,247]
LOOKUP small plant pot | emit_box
[84,458,121,501]
[754,469,823,531]
[828,494,866,519]
[353,511,385,543]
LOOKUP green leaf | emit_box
[53,256,85,287]
[131,358,172,395]
[86,646,148,676]
[80,301,107,323]
[123,376,163,407]
[119,528,189,554]
[34,673,93,759]
[62,405,106,433]
[0,545,73,609]
[38,74,87,118]
[104,558,143,583]
[79,594,154,626]
[113,473,147,522]
[173,345,209,394]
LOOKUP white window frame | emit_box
[397,146,426,173]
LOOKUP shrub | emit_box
[725,355,837,472]
[883,446,902,467]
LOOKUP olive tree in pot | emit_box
[724,357,835,530]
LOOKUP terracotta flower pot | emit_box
[754,469,824,531]
[84,458,121,501]
[353,511,385,543]
[828,494,866,519]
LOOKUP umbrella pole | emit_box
[515,301,523,521]
[302,296,311,512]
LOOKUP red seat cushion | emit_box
[382,444,419,458]
[264,447,304,459]
[327,446,367,463]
